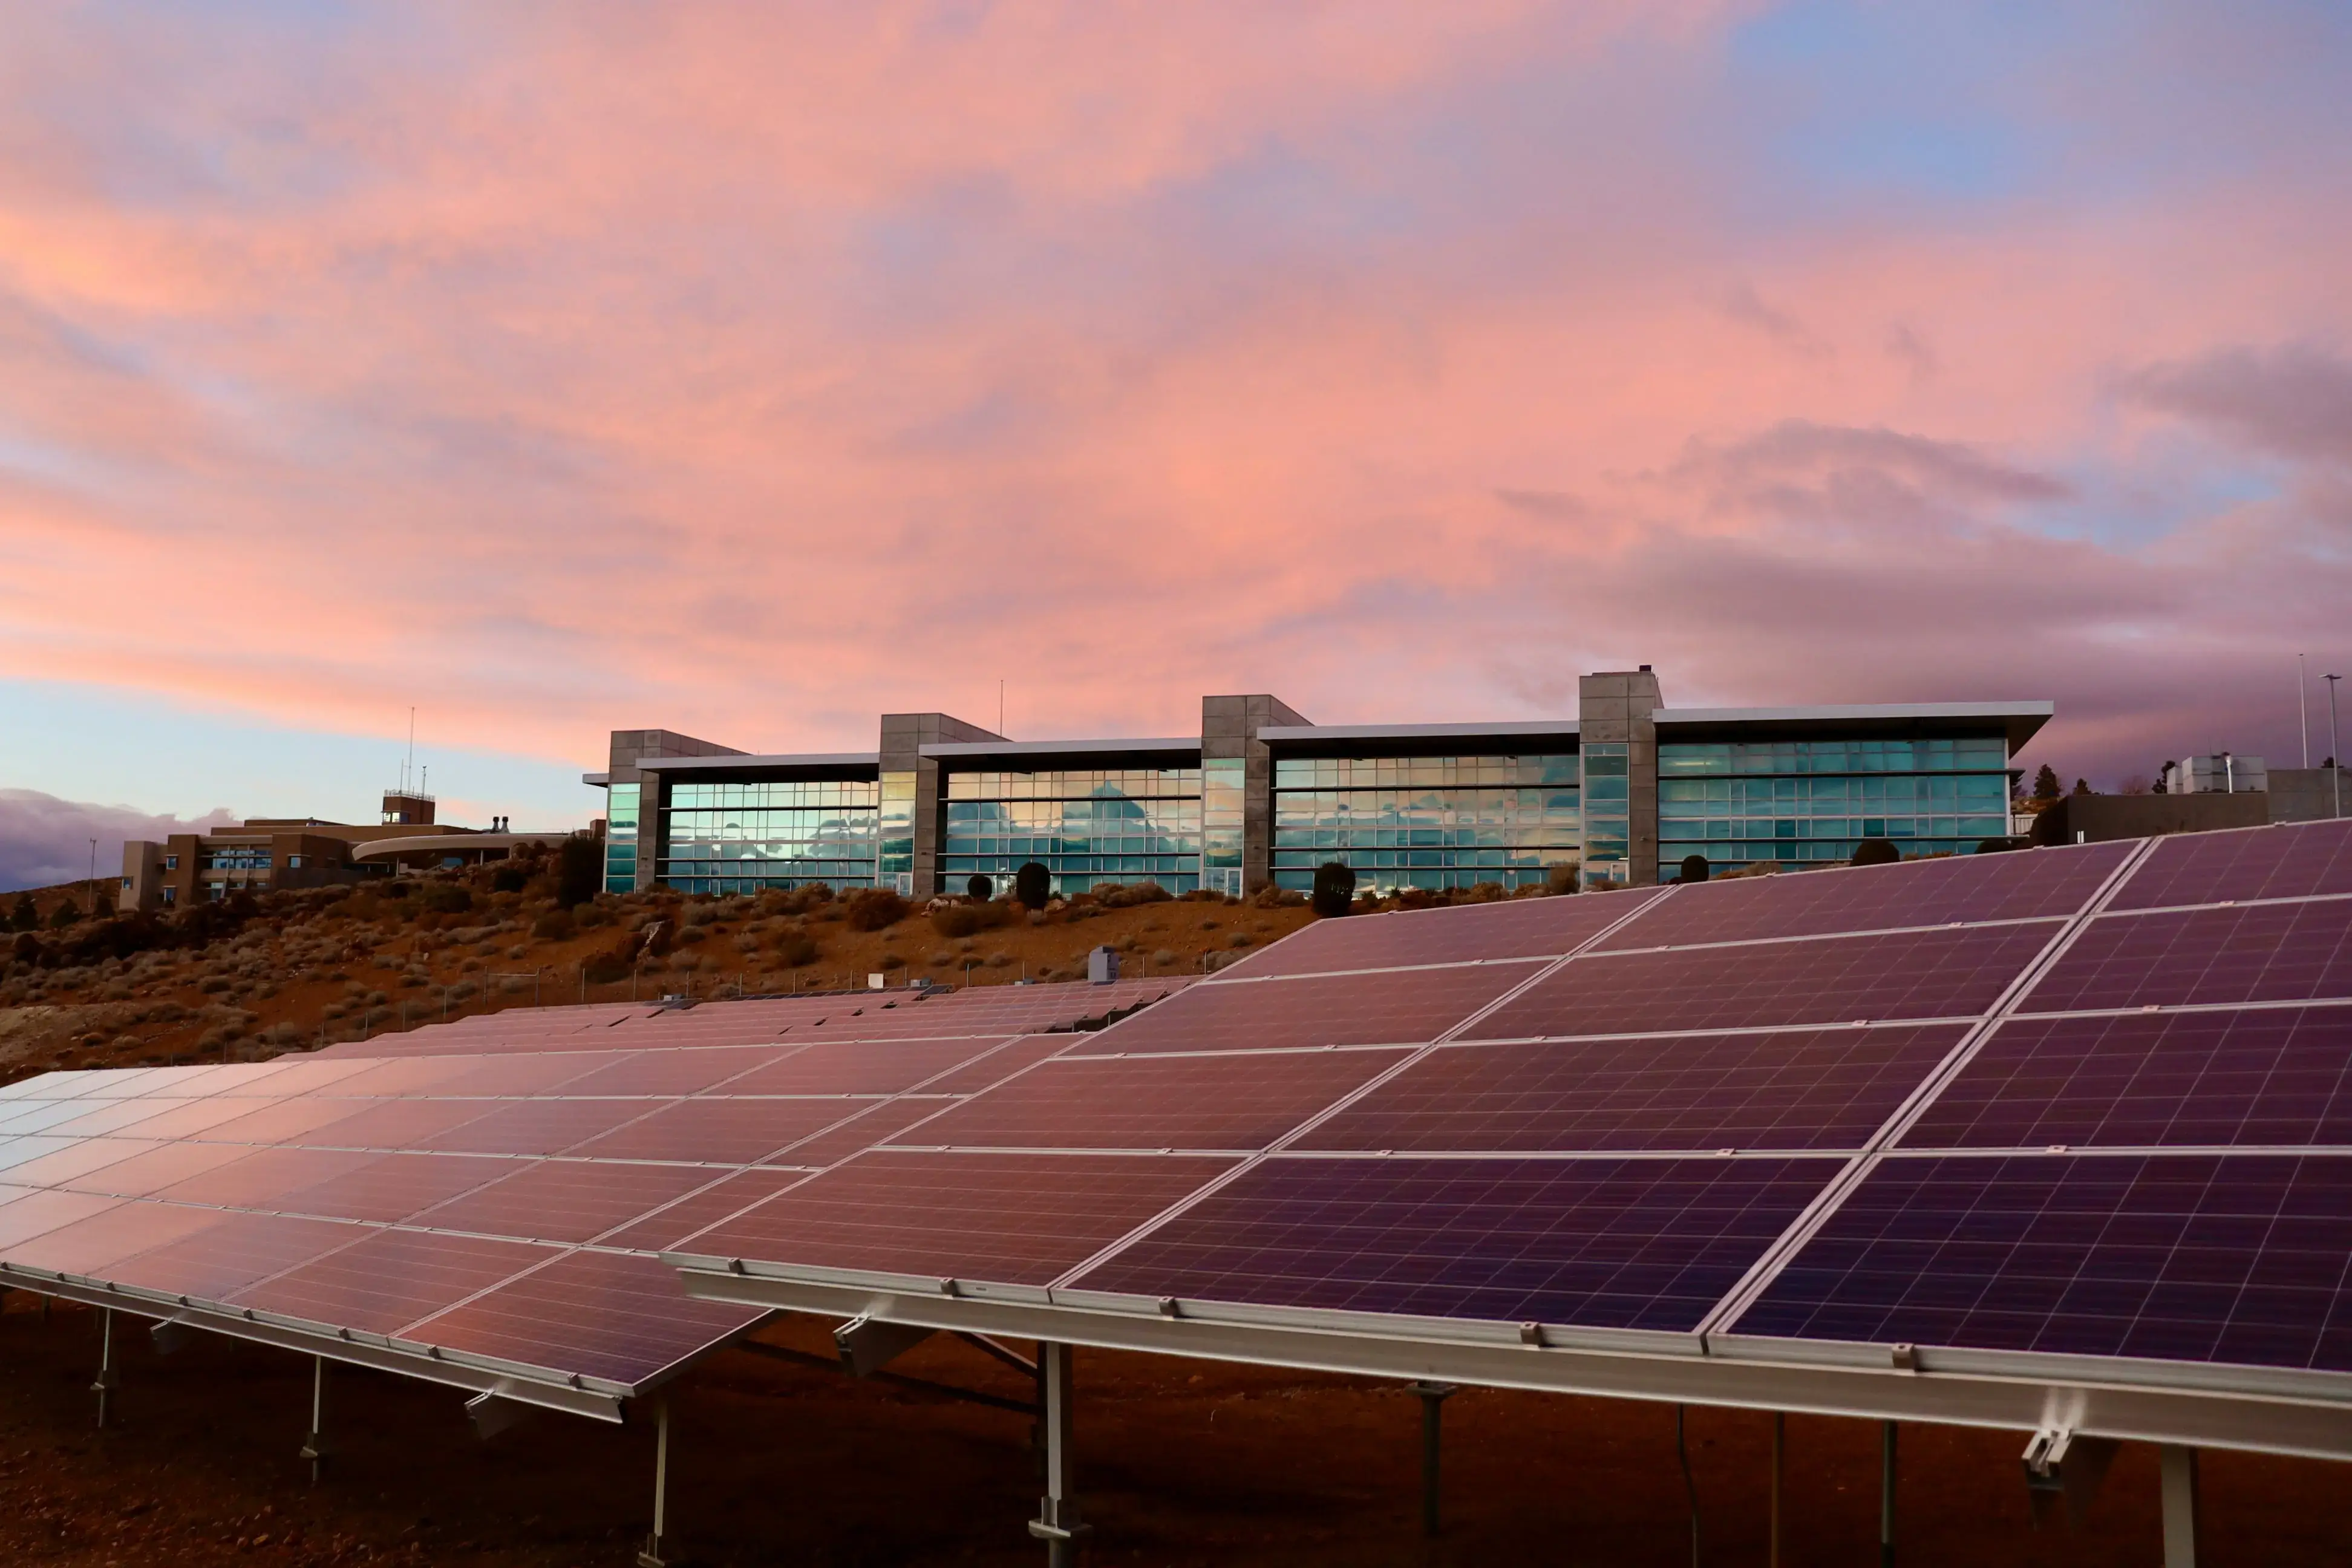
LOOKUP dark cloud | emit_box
[0,789,237,893]
[2120,344,2352,465]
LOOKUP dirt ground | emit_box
[4,1295,2346,1567]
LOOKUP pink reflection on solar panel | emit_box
[410,1099,661,1157]
[0,1200,220,1278]
[908,1049,1410,1151]
[56,1139,256,1197]
[678,1149,1236,1285]
[281,1098,498,1151]
[1,1137,160,1189]
[150,1146,378,1210]
[106,1210,358,1301]
[718,1037,1014,1096]
[780,1097,961,1166]
[1298,1027,1967,1154]
[601,1168,808,1252]
[1220,887,1666,979]
[270,1152,512,1224]
[917,1036,1070,1094]
[416,1160,718,1245]
[1469,924,2060,1040]
[2023,903,2352,1013]
[125,1097,286,1139]
[1073,962,1549,1057]
[309,1057,477,1097]
[230,1228,555,1336]
[1596,843,2134,952]
[222,1059,382,1096]
[2110,818,2352,910]
[567,1097,874,1165]
[549,1045,796,1097]
[197,1097,368,1146]
[405,1247,763,1388]
[0,1188,125,1251]
[38,1099,195,1137]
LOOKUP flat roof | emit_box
[1259,720,1581,744]
[634,752,881,772]
[921,737,1200,762]
[1656,701,2053,749]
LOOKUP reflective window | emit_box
[1656,736,2011,878]
[604,783,639,894]
[1270,753,1581,894]
[944,768,1202,896]
[658,777,881,896]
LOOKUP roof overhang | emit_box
[634,752,882,782]
[922,737,1201,766]
[583,772,610,787]
[1655,702,2054,753]
[1257,720,1581,757]
[670,1261,2352,1462]
[351,832,572,861]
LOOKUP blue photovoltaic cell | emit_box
[1736,1153,2352,1371]
[2022,903,2352,1014]
[1296,1026,1967,1154]
[1595,841,2134,952]
[1467,924,2059,1040]
[2108,817,2352,910]
[1072,1155,1840,1330]
[1903,1006,2352,1150]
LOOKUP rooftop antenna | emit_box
[406,706,417,794]
[999,678,1005,737]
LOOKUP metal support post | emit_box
[638,1397,671,1568]
[1027,1342,1087,1565]
[299,1355,331,1485]
[92,1307,119,1428]
[1879,1420,1898,1568]
[1676,1404,1700,1568]
[1768,1411,1785,1568]
[1412,1381,1456,1537]
[2159,1445,2199,1568]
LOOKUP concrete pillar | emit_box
[1576,668,1663,886]
[1200,694,1310,895]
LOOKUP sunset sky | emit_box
[3,2,2349,880]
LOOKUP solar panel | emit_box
[2107,817,2352,910]
[400,1247,762,1388]
[1295,1025,1968,1154]
[105,1210,359,1301]
[1218,886,1665,979]
[0,1198,217,1278]
[894,1048,1411,1152]
[675,1149,1236,1285]
[563,1098,879,1166]
[415,1160,721,1245]
[230,1228,557,1336]
[2021,902,2352,1013]
[1466,924,2061,1040]
[1900,1005,2352,1151]
[595,1168,808,1253]
[1069,1154,1841,1331]
[267,1151,512,1224]
[1732,1152,2352,1371]
[1593,842,2135,952]
[1069,962,1548,1057]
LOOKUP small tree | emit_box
[556,835,603,907]
[1975,837,2014,854]
[1676,854,1709,884]
[1311,861,1356,918]
[7,892,36,932]
[491,864,528,893]
[1851,838,1901,867]
[1014,861,1051,909]
[2031,765,2061,802]
[2073,778,2092,795]
[967,874,993,901]
[47,895,80,930]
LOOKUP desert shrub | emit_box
[1676,855,1710,884]
[774,934,821,967]
[47,897,81,930]
[1152,948,1177,967]
[1851,839,1901,867]
[966,874,993,900]
[1013,861,1051,909]
[930,901,1011,939]
[682,903,719,927]
[844,888,910,932]
[556,835,603,907]
[875,951,906,971]
[490,864,528,894]
[1096,881,1173,909]
[583,947,635,984]
[1227,932,1253,948]
[1546,863,1580,894]
[677,926,707,944]
[574,902,614,928]
[1975,837,2016,854]
[1310,861,1356,918]
[1252,884,1307,909]
[422,884,474,915]
[8,892,37,932]
[532,909,577,941]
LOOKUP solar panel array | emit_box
[662,820,2352,1393]
[7,822,2352,1415]
[0,978,1191,1399]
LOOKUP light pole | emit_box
[2327,675,2344,820]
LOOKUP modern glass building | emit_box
[586,676,2049,896]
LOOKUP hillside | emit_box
[0,860,1344,1086]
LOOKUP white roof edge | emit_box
[1655,701,2054,724]
[921,737,1201,759]
[635,752,881,770]
[1258,720,1580,742]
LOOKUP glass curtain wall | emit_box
[1578,744,1629,886]
[1200,759,1246,897]
[878,771,918,894]
[1270,754,1581,893]
[944,768,1203,896]
[1657,736,2011,877]
[659,779,880,895]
